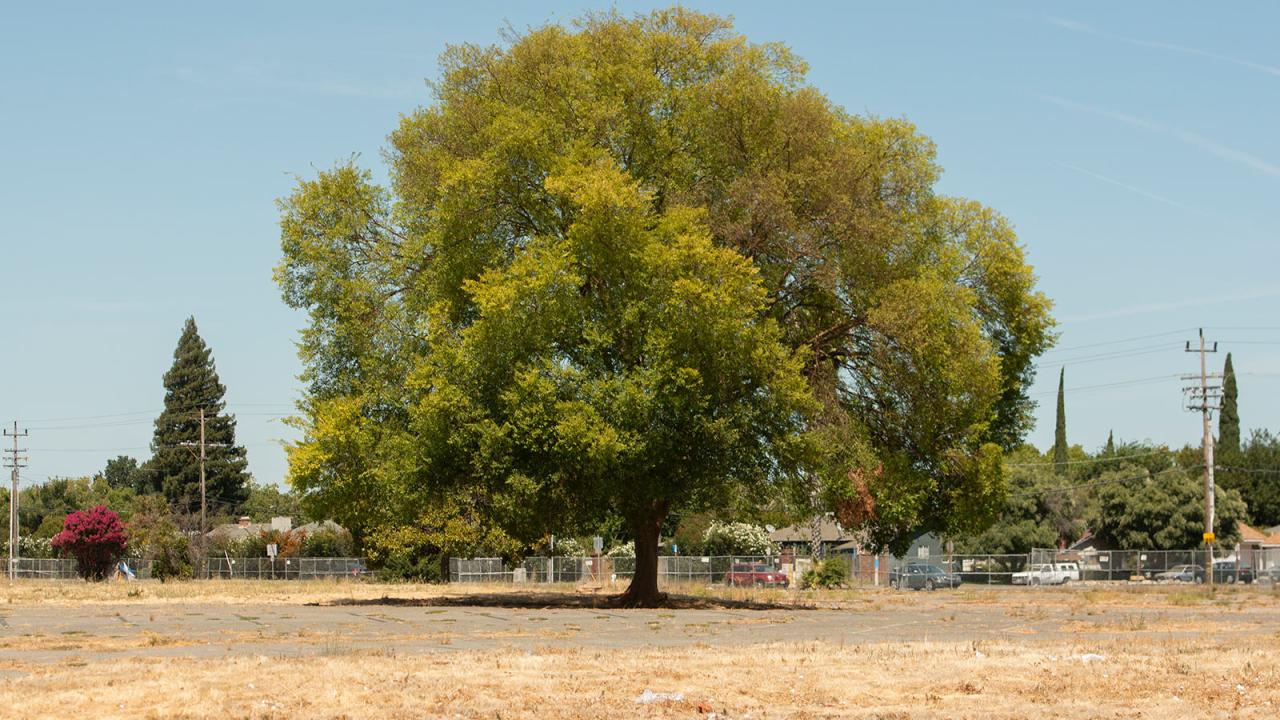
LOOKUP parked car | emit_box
[1057,561,1081,582]
[889,562,961,591]
[724,562,789,588]
[1257,567,1280,583]
[1012,563,1070,586]
[1211,560,1254,584]
[1154,564,1202,583]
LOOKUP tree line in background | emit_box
[0,317,353,580]
[968,353,1279,556]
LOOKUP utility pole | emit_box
[1183,329,1222,586]
[178,409,209,577]
[4,422,29,581]
[178,408,228,578]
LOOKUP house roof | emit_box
[769,517,849,543]
[1239,522,1280,547]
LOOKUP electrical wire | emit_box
[1005,448,1175,468]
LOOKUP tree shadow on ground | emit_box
[310,591,812,611]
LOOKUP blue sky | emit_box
[2,1,1277,489]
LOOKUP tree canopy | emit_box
[1219,353,1240,454]
[143,317,250,513]
[277,8,1054,602]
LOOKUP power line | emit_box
[1028,374,1176,397]
[1038,343,1184,367]
[1005,448,1174,468]
[24,402,295,426]
[1216,465,1280,475]
[1040,328,1195,356]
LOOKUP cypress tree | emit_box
[1219,353,1240,454]
[144,318,250,513]
[1053,368,1068,473]
[1104,430,1115,455]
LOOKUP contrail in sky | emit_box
[1047,16,1280,78]
[1059,163,1182,207]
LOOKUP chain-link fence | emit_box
[450,556,790,585]
[202,557,368,580]
[7,557,153,580]
[5,557,368,581]
[451,547,1280,587]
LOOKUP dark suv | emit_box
[890,562,961,591]
[1211,560,1254,584]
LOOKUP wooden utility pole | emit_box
[4,422,29,581]
[1183,329,1221,586]
[179,409,212,577]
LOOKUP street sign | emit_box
[1203,532,1216,543]
[592,536,603,553]
[267,543,279,558]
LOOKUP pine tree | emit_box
[1053,368,1068,473]
[1104,430,1115,455]
[144,318,250,513]
[1219,353,1240,455]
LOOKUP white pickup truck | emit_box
[1012,563,1073,586]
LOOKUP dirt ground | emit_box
[2,580,1278,718]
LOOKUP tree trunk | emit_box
[617,501,668,608]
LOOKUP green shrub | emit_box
[149,533,193,582]
[801,559,849,589]
[303,528,354,557]
[375,551,442,582]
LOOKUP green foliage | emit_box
[801,558,849,589]
[361,495,523,581]
[12,475,144,538]
[129,496,193,582]
[1216,429,1280,528]
[1219,354,1240,454]
[142,317,250,513]
[276,8,1055,593]
[700,521,777,556]
[240,481,306,523]
[1053,369,1068,474]
[1094,464,1247,550]
[952,446,1067,554]
[302,527,354,557]
[101,456,148,493]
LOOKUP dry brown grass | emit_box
[1,636,1277,719]
[4,580,1280,717]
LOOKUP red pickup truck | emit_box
[724,562,789,588]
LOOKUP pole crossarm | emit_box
[4,421,30,581]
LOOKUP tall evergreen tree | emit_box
[1104,430,1115,455]
[144,318,250,513]
[1053,368,1068,473]
[1219,353,1240,454]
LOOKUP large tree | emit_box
[1094,464,1246,550]
[1053,368,1068,473]
[144,318,250,514]
[1219,353,1240,454]
[277,9,1054,604]
[1216,429,1280,528]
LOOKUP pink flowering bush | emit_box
[51,505,129,581]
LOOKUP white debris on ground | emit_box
[1080,653,1106,664]
[635,689,685,704]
